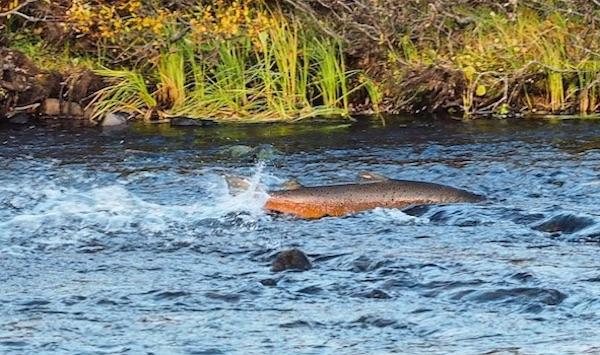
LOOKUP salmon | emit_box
[226,172,484,219]
[265,179,484,219]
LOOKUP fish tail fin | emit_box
[224,174,252,195]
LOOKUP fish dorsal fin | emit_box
[224,174,251,195]
[282,179,303,190]
[358,171,389,183]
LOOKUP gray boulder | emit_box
[101,112,127,127]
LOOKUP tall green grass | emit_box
[157,50,186,109]
[448,6,600,115]
[577,60,600,114]
[91,68,156,119]
[361,75,383,114]
[314,39,349,114]
[92,14,354,122]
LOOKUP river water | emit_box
[0,117,599,354]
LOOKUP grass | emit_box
[373,4,600,117]
[577,60,600,114]
[91,12,355,122]
[261,18,307,115]
[444,6,600,116]
[361,75,383,114]
[314,39,349,113]
[9,34,97,71]
[7,0,600,119]
[90,68,156,119]
[157,50,186,110]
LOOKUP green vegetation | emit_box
[448,7,600,116]
[4,0,600,120]
[91,68,157,120]
[321,1,600,117]
[90,15,353,122]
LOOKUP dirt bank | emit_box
[0,48,104,120]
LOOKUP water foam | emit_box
[366,207,430,225]
[0,164,271,248]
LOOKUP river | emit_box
[1,117,599,354]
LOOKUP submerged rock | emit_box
[533,214,595,234]
[220,144,281,162]
[170,116,218,127]
[365,289,391,299]
[467,287,567,306]
[271,249,312,272]
[260,278,278,286]
[7,113,30,124]
[253,144,280,161]
[221,145,254,158]
[352,315,399,328]
[101,112,128,127]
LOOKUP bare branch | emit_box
[0,0,38,19]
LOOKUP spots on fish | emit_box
[264,179,484,219]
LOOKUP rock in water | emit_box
[533,214,595,234]
[170,116,218,127]
[221,145,254,159]
[220,144,281,162]
[271,249,312,272]
[366,289,391,299]
[40,98,59,116]
[259,278,278,286]
[8,113,29,124]
[253,144,280,161]
[41,98,86,118]
[101,112,127,127]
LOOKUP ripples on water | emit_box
[1,118,599,354]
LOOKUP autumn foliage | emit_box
[4,0,600,119]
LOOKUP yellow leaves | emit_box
[191,0,273,44]
[64,0,273,47]
[63,0,276,56]
[129,15,165,35]
[0,0,20,19]
[0,0,22,14]
[65,0,170,41]
[475,84,487,96]
[66,0,95,34]
[464,67,487,97]
[117,0,141,13]
[7,0,19,10]
[463,65,476,82]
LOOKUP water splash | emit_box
[0,163,271,250]
[209,162,270,219]
[3,121,600,354]
[364,207,430,225]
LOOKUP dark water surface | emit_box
[1,117,599,354]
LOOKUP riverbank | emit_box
[2,1,600,123]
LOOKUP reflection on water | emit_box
[1,117,599,354]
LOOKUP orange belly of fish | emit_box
[265,197,402,219]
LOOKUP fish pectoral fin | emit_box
[281,179,303,190]
[224,174,251,194]
[358,171,389,183]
